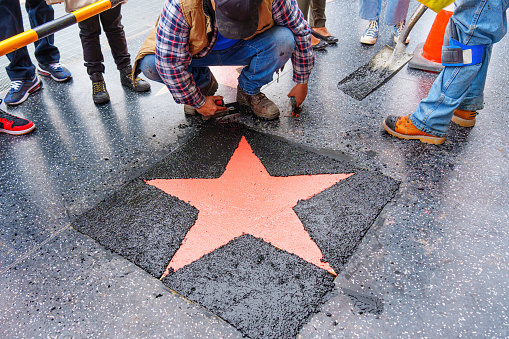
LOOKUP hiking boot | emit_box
[184,74,218,115]
[452,109,477,127]
[383,114,445,145]
[90,72,110,104]
[393,20,410,44]
[0,101,35,135]
[236,85,280,120]
[120,66,151,92]
[4,76,42,106]
[37,63,72,82]
[361,20,379,45]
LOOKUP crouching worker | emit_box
[133,0,313,120]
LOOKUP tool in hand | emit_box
[289,96,301,117]
[202,99,244,121]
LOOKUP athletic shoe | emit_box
[90,72,110,104]
[361,20,379,45]
[237,85,280,120]
[37,63,72,82]
[452,109,477,127]
[4,76,42,106]
[0,102,35,135]
[120,66,151,92]
[393,20,410,44]
[383,114,446,145]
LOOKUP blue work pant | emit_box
[0,0,60,80]
[140,26,295,96]
[359,0,410,26]
[411,0,508,137]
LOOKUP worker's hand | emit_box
[196,96,227,117]
[287,83,308,107]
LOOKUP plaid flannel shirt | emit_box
[155,0,314,108]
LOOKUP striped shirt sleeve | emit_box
[272,0,314,84]
[155,0,206,108]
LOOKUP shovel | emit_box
[338,4,428,101]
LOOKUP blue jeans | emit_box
[359,0,410,25]
[411,0,508,137]
[140,26,295,95]
[0,0,60,80]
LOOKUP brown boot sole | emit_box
[383,120,445,145]
[451,114,476,127]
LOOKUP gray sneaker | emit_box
[236,85,280,120]
[184,74,218,115]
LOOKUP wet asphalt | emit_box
[1,0,508,338]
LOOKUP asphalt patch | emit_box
[72,123,399,338]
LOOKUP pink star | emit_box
[146,137,354,277]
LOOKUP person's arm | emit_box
[272,0,314,105]
[155,0,206,109]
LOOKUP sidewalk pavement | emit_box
[1,1,508,338]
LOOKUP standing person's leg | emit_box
[309,0,338,44]
[385,0,411,43]
[0,0,41,105]
[383,0,508,143]
[360,0,382,44]
[297,0,327,50]
[296,0,310,21]
[25,0,59,65]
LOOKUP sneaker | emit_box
[452,109,477,127]
[361,20,379,45]
[120,66,151,92]
[383,114,445,145]
[236,85,280,120]
[37,63,72,82]
[0,102,35,135]
[90,72,110,104]
[4,76,42,106]
[393,20,410,44]
[184,74,218,116]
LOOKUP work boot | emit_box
[184,74,218,116]
[236,85,280,120]
[383,114,445,145]
[90,72,110,104]
[452,109,477,127]
[120,66,151,92]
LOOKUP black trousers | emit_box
[78,4,130,75]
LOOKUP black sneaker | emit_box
[120,66,150,92]
[184,74,218,115]
[4,76,42,106]
[0,101,35,135]
[90,72,110,104]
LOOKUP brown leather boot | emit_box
[452,109,477,127]
[383,114,446,145]
[184,74,218,115]
[236,85,280,120]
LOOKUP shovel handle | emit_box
[0,0,123,57]
[397,4,428,48]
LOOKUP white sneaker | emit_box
[393,20,410,44]
[361,20,379,45]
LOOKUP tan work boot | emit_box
[236,85,280,120]
[184,74,218,115]
[452,109,477,127]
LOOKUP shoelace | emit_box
[48,62,63,71]
[365,20,379,38]
[10,80,23,91]
[394,20,405,38]
[93,81,106,93]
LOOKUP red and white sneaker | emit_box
[0,103,35,135]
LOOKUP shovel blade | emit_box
[338,45,413,101]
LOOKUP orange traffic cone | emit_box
[408,5,454,73]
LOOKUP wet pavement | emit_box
[1,0,508,338]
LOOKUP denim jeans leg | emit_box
[0,0,36,80]
[384,0,410,26]
[358,0,381,21]
[457,44,492,111]
[231,26,295,95]
[139,55,163,83]
[26,0,60,65]
[410,0,507,137]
